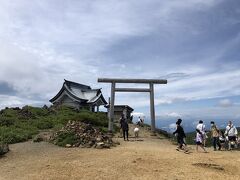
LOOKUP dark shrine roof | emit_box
[64,79,91,90]
[49,79,107,105]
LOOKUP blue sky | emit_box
[0,0,240,128]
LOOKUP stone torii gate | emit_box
[98,78,167,132]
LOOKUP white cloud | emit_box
[131,112,145,117]
[169,123,177,132]
[218,99,233,107]
[165,112,181,118]
[0,95,44,110]
[0,0,239,124]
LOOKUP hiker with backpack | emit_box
[225,121,238,150]
[210,121,221,151]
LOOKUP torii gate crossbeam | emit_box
[98,78,167,132]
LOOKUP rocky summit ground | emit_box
[1,125,240,180]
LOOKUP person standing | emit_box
[196,120,207,147]
[173,119,188,152]
[119,114,125,138]
[225,121,238,150]
[122,119,129,141]
[137,116,141,126]
[210,121,221,151]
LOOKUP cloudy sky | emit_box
[0,0,240,126]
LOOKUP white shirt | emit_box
[225,125,238,137]
[196,124,206,134]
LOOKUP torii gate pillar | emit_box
[98,78,167,132]
[149,83,156,131]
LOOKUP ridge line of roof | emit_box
[64,79,91,89]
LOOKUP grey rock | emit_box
[0,143,9,155]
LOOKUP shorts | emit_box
[196,141,203,145]
[228,136,236,142]
[220,140,225,143]
[177,137,185,145]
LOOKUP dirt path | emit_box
[1,129,240,180]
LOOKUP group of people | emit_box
[173,119,239,153]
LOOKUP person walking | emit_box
[173,119,188,152]
[137,116,141,126]
[196,120,207,147]
[122,119,129,141]
[225,121,238,150]
[196,129,207,153]
[210,121,221,151]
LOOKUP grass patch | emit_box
[0,106,108,144]
[54,132,78,147]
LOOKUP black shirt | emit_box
[173,125,186,138]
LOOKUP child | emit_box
[196,129,207,153]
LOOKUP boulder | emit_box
[103,143,111,149]
[33,135,44,142]
[33,132,53,143]
[96,142,105,149]
[0,143,9,156]
[65,144,72,148]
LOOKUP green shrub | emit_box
[0,117,15,126]
[0,105,109,144]
[53,123,64,131]
[22,106,48,116]
[0,124,38,144]
[77,112,108,127]
[1,108,18,118]
[34,119,54,129]
[54,132,78,147]
[99,127,108,133]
